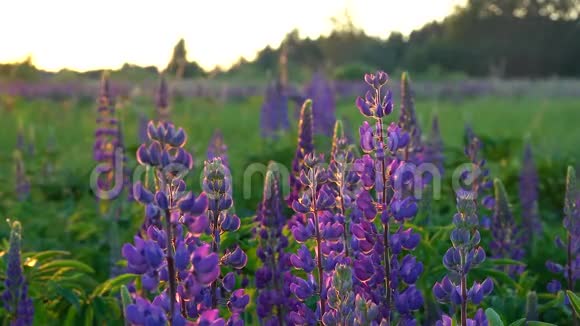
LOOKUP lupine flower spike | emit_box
[93,73,119,198]
[546,166,579,325]
[126,121,247,324]
[156,77,170,122]
[289,152,344,324]
[207,129,229,168]
[519,142,541,238]
[255,162,292,324]
[491,179,525,276]
[260,80,290,139]
[433,190,492,326]
[288,100,314,206]
[305,72,336,137]
[2,220,34,325]
[352,71,423,324]
[398,72,422,163]
[464,134,494,228]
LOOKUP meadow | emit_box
[0,77,579,325]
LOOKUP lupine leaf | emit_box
[566,290,580,317]
[91,273,138,297]
[486,308,504,326]
[527,322,558,326]
[507,318,526,326]
[36,259,95,274]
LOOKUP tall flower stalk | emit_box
[398,72,422,163]
[464,134,494,228]
[260,80,290,139]
[433,190,493,326]
[207,130,229,168]
[329,120,359,258]
[519,142,541,238]
[14,151,30,201]
[491,179,525,276]
[289,153,344,324]
[352,71,423,324]
[2,220,34,326]
[305,72,336,137]
[126,121,248,325]
[288,100,314,206]
[255,162,292,324]
[156,77,170,122]
[202,157,248,308]
[546,166,579,326]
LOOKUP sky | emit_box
[0,0,465,72]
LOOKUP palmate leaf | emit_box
[566,290,580,317]
[526,322,558,326]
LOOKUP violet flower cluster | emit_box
[254,163,292,325]
[304,72,336,137]
[93,75,120,196]
[288,100,314,206]
[124,121,248,325]
[424,115,444,176]
[398,72,423,163]
[207,130,230,168]
[546,166,579,303]
[202,157,249,311]
[519,142,541,238]
[2,220,34,326]
[156,77,171,122]
[328,120,360,258]
[351,71,423,324]
[288,153,345,324]
[260,80,290,139]
[433,190,492,326]
[490,179,525,276]
[14,151,30,202]
[463,134,494,228]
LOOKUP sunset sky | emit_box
[0,0,465,72]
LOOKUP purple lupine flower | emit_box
[125,121,241,323]
[156,77,170,122]
[207,130,229,168]
[289,152,346,322]
[463,134,494,228]
[424,115,444,176]
[433,190,493,326]
[490,179,526,276]
[14,151,30,201]
[93,74,119,196]
[288,100,314,206]
[2,221,34,325]
[328,120,360,258]
[436,308,487,326]
[398,72,423,163]
[304,72,336,136]
[519,142,541,238]
[546,166,579,325]
[255,163,292,324]
[350,71,423,324]
[203,157,249,316]
[260,80,290,139]
[138,112,149,144]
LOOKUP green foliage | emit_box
[567,290,580,318]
